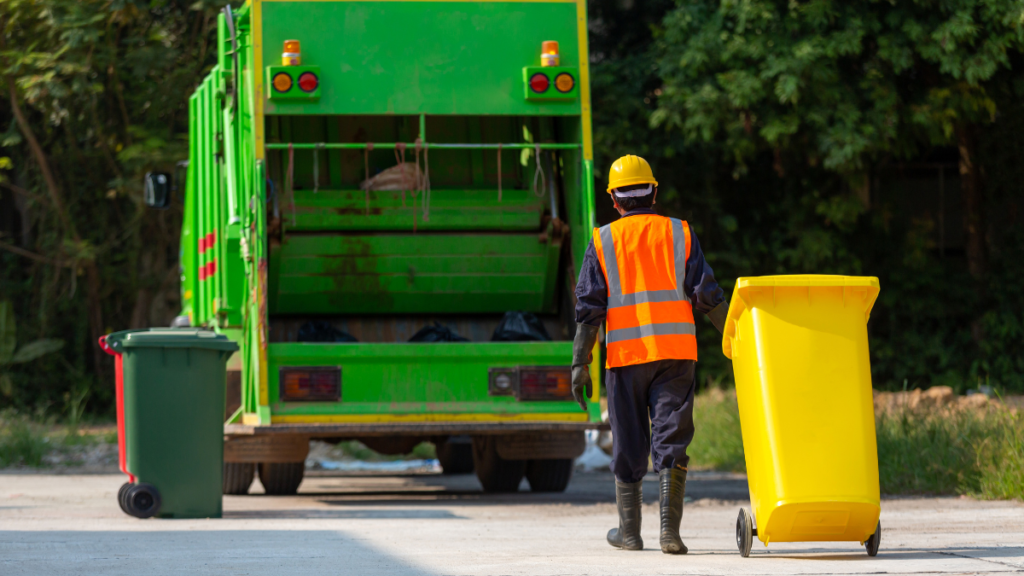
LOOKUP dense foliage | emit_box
[1,0,1022,417]
[0,0,226,414]
[590,0,1024,392]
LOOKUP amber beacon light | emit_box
[541,41,559,67]
[282,40,301,66]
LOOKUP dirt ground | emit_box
[1,470,1022,575]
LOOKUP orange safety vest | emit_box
[593,215,697,368]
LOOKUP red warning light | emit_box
[529,73,550,94]
[298,72,319,93]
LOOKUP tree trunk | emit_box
[5,75,106,376]
[129,288,153,329]
[957,124,987,280]
[957,124,987,346]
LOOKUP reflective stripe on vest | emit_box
[594,215,697,368]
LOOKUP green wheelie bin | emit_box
[99,328,238,518]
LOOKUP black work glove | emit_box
[571,323,600,412]
[571,366,592,412]
[707,301,729,335]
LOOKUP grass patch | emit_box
[0,410,118,469]
[689,388,745,472]
[877,405,1024,499]
[0,411,50,467]
[686,389,1024,500]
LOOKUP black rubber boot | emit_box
[607,480,643,550]
[659,467,688,554]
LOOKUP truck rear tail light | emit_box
[516,367,572,401]
[298,72,319,93]
[529,73,549,94]
[279,367,341,401]
[272,72,293,93]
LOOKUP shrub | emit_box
[0,411,49,467]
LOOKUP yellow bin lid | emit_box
[722,275,880,359]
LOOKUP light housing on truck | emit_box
[515,366,572,401]
[523,67,578,101]
[279,367,341,401]
[266,65,321,101]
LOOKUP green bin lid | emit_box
[105,328,239,352]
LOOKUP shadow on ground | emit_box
[224,508,466,519]
[254,470,751,508]
[0,530,438,576]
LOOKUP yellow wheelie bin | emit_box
[722,275,881,557]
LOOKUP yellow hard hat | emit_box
[606,154,657,192]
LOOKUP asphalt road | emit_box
[2,470,1022,575]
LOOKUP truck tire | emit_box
[258,462,305,495]
[437,436,474,475]
[472,436,525,492]
[525,458,574,492]
[223,462,255,495]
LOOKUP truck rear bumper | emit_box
[225,420,605,438]
[263,341,600,420]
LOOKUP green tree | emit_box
[0,299,63,397]
[0,0,227,412]
[653,0,1024,280]
[632,0,1024,391]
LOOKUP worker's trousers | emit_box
[606,359,696,484]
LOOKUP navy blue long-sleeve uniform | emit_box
[574,207,727,483]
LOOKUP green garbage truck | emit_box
[147,0,602,495]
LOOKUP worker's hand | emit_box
[571,323,601,412]
[707,301,729,335]
[571,365,593,412]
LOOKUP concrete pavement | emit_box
[1,470,1022,575]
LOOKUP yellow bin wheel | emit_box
[865,521,881,557]
[736,508,754,557]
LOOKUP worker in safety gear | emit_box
[571,155,728,554]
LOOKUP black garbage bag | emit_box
[491,311,551,342]
[297,321,358,343]
[409,322,469,343]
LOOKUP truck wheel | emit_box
[124,483,161,519]
[258,462,305,495]
[525,458,574,492]
[472,436,525,493]
[223,463,255,495]
[437,436,474,475]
